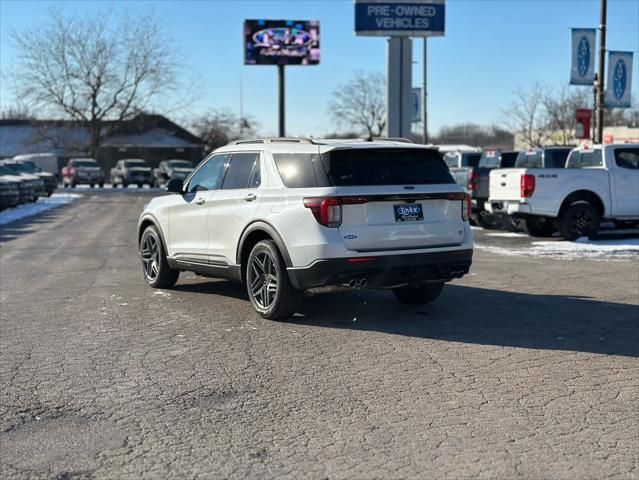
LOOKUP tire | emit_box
[475,210,500,229]
[90,184,95,188]
[393,282,444,305]
[246,240,301,320]
[523,216,556,237]
[137,183,143,188]
[70,183,76,189]
[122,182,128,188]
[139,225,179,288]
[558,202,601,241]
[99,182,104,188]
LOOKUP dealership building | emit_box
[0,114,205,172]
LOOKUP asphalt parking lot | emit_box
[1,191,637,479]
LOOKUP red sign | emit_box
[575,109,592,140]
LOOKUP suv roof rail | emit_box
[232,137,316,145]
[370,137,414,144]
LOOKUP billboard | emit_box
[244,19,320,65]
[355,0,445,37]
[570,28,596,85]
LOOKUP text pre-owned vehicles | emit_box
[153,159,194,187]
[514,146,573,169]
[0,164,34,204]
[0,161,45,201]
[62,158,105,188]
[138,138,473,319]
[111,159,153,187]
[487,144,639,239]
[472,149,518,228]
[0,177,21,210]
[6,159,57,196]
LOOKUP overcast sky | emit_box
[1,0,637,136]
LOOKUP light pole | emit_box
[423,37,428,144]
[595,0,607,143]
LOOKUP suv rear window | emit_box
[322,148,454,186]
[544,148,570,168]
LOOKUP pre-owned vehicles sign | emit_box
[355,0,445,37]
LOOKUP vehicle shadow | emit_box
[0,209,67,243]
[172,278,249,301]
[289,284,639,358]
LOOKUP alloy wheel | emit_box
[140,233,160,281]
[248,251,278,309]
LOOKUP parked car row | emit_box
[0,160,50,210]
[57,157,194,188]
[441,143,639,239]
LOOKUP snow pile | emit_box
[0,193,82,226]
[476,237,639,261]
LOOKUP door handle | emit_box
[195,197,205,205]
[244,193,257,202]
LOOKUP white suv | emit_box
[138,138,473,319]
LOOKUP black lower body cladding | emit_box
[287,249,473,290]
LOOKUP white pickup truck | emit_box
[486,143,639,239]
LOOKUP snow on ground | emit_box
[476,237,639,261]
[0,193,82,226]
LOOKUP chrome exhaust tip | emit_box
[343,279,358,289]
[359,278,368,288]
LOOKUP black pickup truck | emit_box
[473,149,518,228]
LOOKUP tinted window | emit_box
[515,151,542,168]
[479,150,500,168]
[274,154,318,188]
[168,160,192,168]
[544,149,570,168]
[0,165,17,175]
[187,154,228,192]
[462,153,481,167]
[614,147,639,170]
[323,148,454,186]
[124,160,148,168]
[222,153,259,189]
[566,150,603,168]
[72,160,98,168]
[500,152,518,168]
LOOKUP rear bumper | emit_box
[287,249,473,290]
[486,201,531,216]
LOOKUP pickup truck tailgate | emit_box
[489,168,526,201]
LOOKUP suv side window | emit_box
[222,152,260,189]
[273,154,319,188]
[187,154,229,192]
[614,147,639,170]
[566,152,582,168]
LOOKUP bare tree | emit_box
[0,104,35,120]
[9,10,180,157]
[192,109,259,152]
[430,123,514,149]
[503,82,551,148]
[542,86,590,144]
[328,71,386,140]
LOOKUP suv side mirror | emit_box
[166,178,184,194]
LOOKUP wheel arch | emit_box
[237,221,293,282]
[138,214,169,255]
[558,190,606,218]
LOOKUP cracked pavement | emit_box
[1,191,638,479]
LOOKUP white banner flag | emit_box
[605,51,633,108]
[570,28,596,85]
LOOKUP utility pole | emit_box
[423,38,428,144]
[278,65,285,137]
[595,0,607,143]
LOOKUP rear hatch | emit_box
[321,147,466,252]
[489,168,527,201]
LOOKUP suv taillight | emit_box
[521,174,535,198]
[303,197,342,227]
[462,194,471,221]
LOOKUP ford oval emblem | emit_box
[344,234,358,240]
[577,36,590,77]
[403,185,415,190]
[613,59,627,100]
